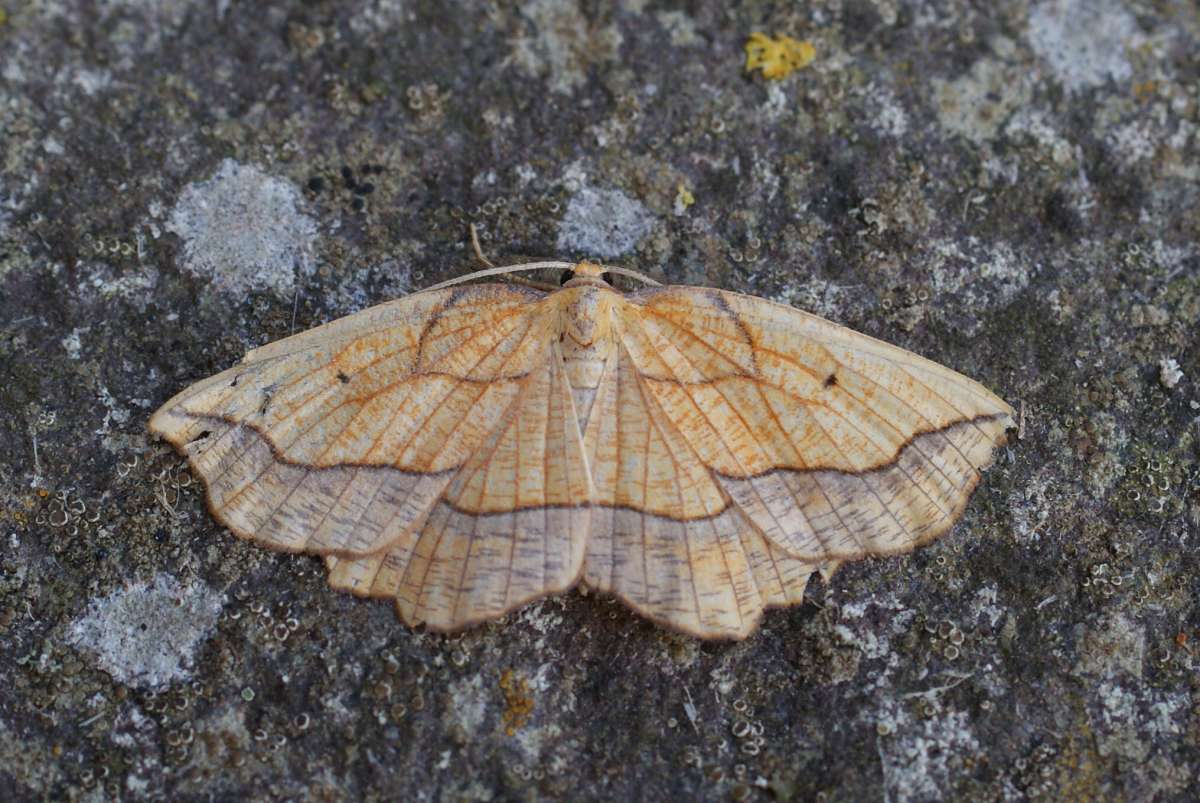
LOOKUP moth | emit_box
[151,247,1013,638]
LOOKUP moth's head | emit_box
[557,262,622,345]
[560,261,614,289]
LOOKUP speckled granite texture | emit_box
[0,1,1197,800]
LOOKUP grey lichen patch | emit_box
[1157,357,1183,390]
[655,11,701,47]
[933,55,1030,143]
[444,672,490,742]
[1027,0,1139,93]
[511,0,623,95]
[166,159,317,296]
[876,698,981,802]
[1089,679,1190,771]
[556,186,655,259]
[926,239,1031,334]
[65,573,224,688]
[1075,613,1145,679]
[0,718,63,797]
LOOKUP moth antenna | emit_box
[469,223,497,269]
[498,273,562,292]
[596,264,662,287]
[468,226,550,292]
[422,226,660,293]
[423,260,577,292]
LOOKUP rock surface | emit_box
[0,1,1197,800]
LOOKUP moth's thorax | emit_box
[556,285,620,431]
[557,284,619,348]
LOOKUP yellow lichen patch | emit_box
[744,32,816,80]
[674,183,695,215]
[499,669,534,736]
[1132,79,1158,102]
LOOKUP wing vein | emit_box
[367,311,538,464]
[398,332,547,623]
[805,412,916,545]
[825,345,988,477]
[815,401,954,522]
[624,341,705,626]
[631,322,828,556]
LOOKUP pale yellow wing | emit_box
[579,336,816,639]
[618,286,1014,564]
[150,284,591,630]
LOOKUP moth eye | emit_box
[601,272,615,285]
[559,269,573,286]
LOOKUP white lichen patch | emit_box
[510,0,623,95]
[66,573,224,688]
[656,10,701,47]
[79,260,160,309]
[348,0,409,38]
[876,699,981,802]
[834,619,892,662]
[1027,0,1138,93]
[1095,680,1148,761]
[512,597,566,642]
[167,159,317,296]
[928,238,1030,332]
[1158,357,1183,390]
[1106,119,1159,167]
[61,328,84,360]
[556,185,655,259]
[974,242,1031,298]
[865,83,910,139]
[933,56,1030,143]
[445,673,490,736]
[774,278,861,320]
[1097,681,1137,727]
[970,584,1005,630]
[832,594,914,682]
[1075,613,1145,679]
[1091,680,1188,764]
[1004,108,1078,167]
[515,721,564,765]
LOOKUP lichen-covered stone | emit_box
[0,1,1196,800]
